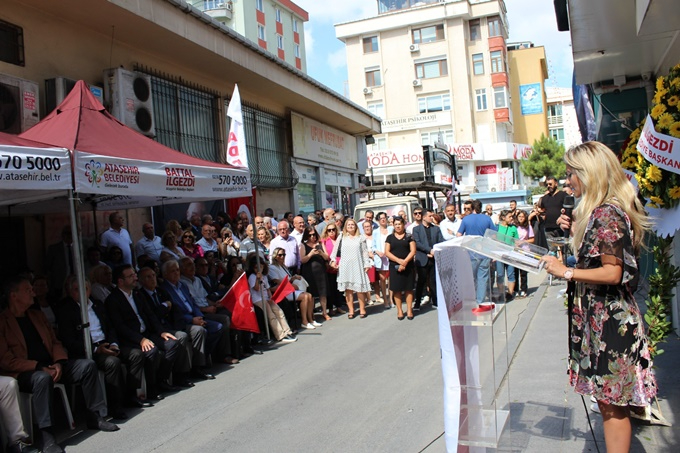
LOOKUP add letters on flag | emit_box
[226,84,249,169]
[271,275,295,304]
[219,273,260,333]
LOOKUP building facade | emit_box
[194,0,308,71]
[0,0,379,272]
[507,42,548,146]
[336,0,534,201]
[545,86,581,151]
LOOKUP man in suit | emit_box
[136,266,194,388]
[44,225,74,299]
[56,275,142,416]
[160,260,225,380]
[412,209,445,310]
[105,265,180,401]
[1,276,118,453]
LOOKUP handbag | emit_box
[292,276,309,292]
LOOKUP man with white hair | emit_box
[270,220,301,274]
[315,208,335,235]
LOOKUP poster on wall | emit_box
[297,184,316,215]
[475,164,497,192]
[291,112,358,170]
[520,83,543,115]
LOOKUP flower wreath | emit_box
[621,63,680,209]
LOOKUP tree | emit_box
[520,134,566,181]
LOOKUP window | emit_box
[369,137,388,152]
[493,86,508,108]
[412,24,445,44]
[548,104,563,117]
[257,25,266,41]
[550,128,565,143]
[293,19,299,33]
[294,44,300,58]
[469,19,481,41]
[256,0,263,12]
[277,34,284,50]
[227,99,295,188]
[0,19,25,66]
[490,50,504,73]
[475,89,488,111]
[149,74,220,162]
[365,67,382,87]
[421,129,454,146]
[415,58,448,79]
[367,101,385,119]
[275,8,281,22]
[363,36,379,53]
[488,15,502,37]
[472,53,484,75]
[418,93,451,113]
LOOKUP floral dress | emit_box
[570,203,656,406]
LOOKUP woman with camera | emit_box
[541,142,657,453]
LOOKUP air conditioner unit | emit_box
[103,68,156,137]
[0,73,40,134]
[413,79,422,87]
[363,87,373,95]
[45,77,106,114]
[409,44,419,52]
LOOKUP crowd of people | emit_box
[1,190,565,452]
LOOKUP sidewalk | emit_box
[497,276,680,452]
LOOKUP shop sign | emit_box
[367,148,424,168]
[449,144,479,160]
[292,112,357,170]
[381,111,452,133]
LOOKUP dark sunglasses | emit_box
[413,212,423,215]
[277,253,286,257]
[327,228,337,232]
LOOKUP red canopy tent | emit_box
[20,80,251,208]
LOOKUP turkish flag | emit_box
[219,273,260,333]
[271,275,296,304]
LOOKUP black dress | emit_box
[385,233,415,292]
[300,242,328,297]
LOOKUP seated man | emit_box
[135,267,194,388]
[0,376,30,453]
[105,266,180,401]
[160,260,225,380]
[179,257,238,365]
[0,276,118,453]
[56,275,135,417]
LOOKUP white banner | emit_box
[75,151,251,199]
[0,145,72,191]
[637,114,680,174]
[227,84,249,169]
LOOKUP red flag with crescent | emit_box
[219,272,260,333]
[271,275,296,304]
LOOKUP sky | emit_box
[293,0,574,97]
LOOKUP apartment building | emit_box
[194,0,308,71]
[545,87,581,151]
[336,0,534,197]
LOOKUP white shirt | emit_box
[290,229,303,245]
[135,236,163,262]
[248,273,270,304]
[121,288,145,333]
[86,299,106,344]
[439,217,461,240]
[196,237,218,252]
[180,275,209,308]
[101,227,133,265]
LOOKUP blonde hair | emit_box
[564,141,650,253]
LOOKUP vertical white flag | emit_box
[226,84,249,168]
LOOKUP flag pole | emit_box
[250,197,271,341]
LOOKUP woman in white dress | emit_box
[330,219,372,319]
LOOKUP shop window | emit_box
[0,19,24,66]
[418,93,451,113]
[415,58,448,79]
[363,36,379,53]
[472,53,484,75]
[412,24,444,44]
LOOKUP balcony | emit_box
[378,0,442,14]
[195,1,233,22]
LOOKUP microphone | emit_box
[563,195,575,219]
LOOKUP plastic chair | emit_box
[19,383,75,444]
